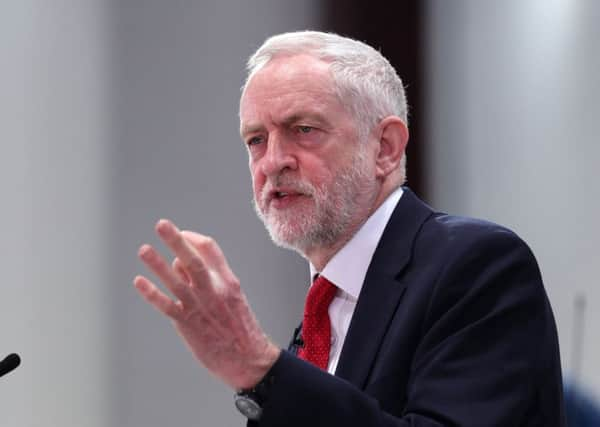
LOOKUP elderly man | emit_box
[134,31,565,426]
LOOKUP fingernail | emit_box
[138,244,153,258]
[156,219,176,235]
[133,276,147,290]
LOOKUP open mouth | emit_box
[267,188,306,207]
[274,191,289,199]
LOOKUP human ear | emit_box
[374,116,409,179]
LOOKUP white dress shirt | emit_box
[309,187,404,374]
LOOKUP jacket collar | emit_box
[334,187,434,387]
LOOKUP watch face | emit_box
[235,394,263,421]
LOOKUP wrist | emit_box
[234,346,280,421]
[239,342,280,390]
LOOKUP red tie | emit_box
[298,275,337,370]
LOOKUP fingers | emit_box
[172,258,190,284]
[133,275,182,318]
[136,219,231,322]
[181,230,223,263]
[181,230,233,278]
[156,220,212,286]
[138,243,193,303]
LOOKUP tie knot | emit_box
[305,275,337,316]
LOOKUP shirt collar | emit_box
[309,187,404,299]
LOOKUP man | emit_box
[134,31,565,426]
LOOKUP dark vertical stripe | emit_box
[322,1,427,197]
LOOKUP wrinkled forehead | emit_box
[239,57,348,139]
[240,54,338,113]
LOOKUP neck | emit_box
[304,232,355,272]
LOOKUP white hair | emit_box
[242,31,408,182]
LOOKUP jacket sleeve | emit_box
[249,228,565,426]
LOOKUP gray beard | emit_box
[252,149,375,257]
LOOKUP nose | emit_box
[260,134,297,177]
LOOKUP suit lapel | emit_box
[334,188,434,388]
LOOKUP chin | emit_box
[264,214,348,257]
[265,219,314,253]
[253,193,355,254]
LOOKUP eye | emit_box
[246,135,264,146]
[297,125,313,134]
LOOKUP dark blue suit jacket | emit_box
[251,188,565,426]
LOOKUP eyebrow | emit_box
[281,112,330,128]
[240,123,264,138]
[240,111,331,138]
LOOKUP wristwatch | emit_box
[234,369,276,421]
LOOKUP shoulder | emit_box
[411,212,547,328]
[417,212,537,266]
[386,188,544,301]
[391,188,535,263]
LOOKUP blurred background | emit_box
[2,0,598,425]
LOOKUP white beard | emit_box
[253,148,376,256]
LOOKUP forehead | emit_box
[240,55,346,130]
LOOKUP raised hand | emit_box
[134,219,280,390]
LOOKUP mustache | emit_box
[259,176,316,203]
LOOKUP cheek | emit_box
[311,156,345,182]
[249,166,264,195]
[312,168,334,188]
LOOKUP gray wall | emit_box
[109,2,321,426]
[1,1,112,426]
[426,0,600,394]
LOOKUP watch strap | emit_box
[234,362,277,420]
